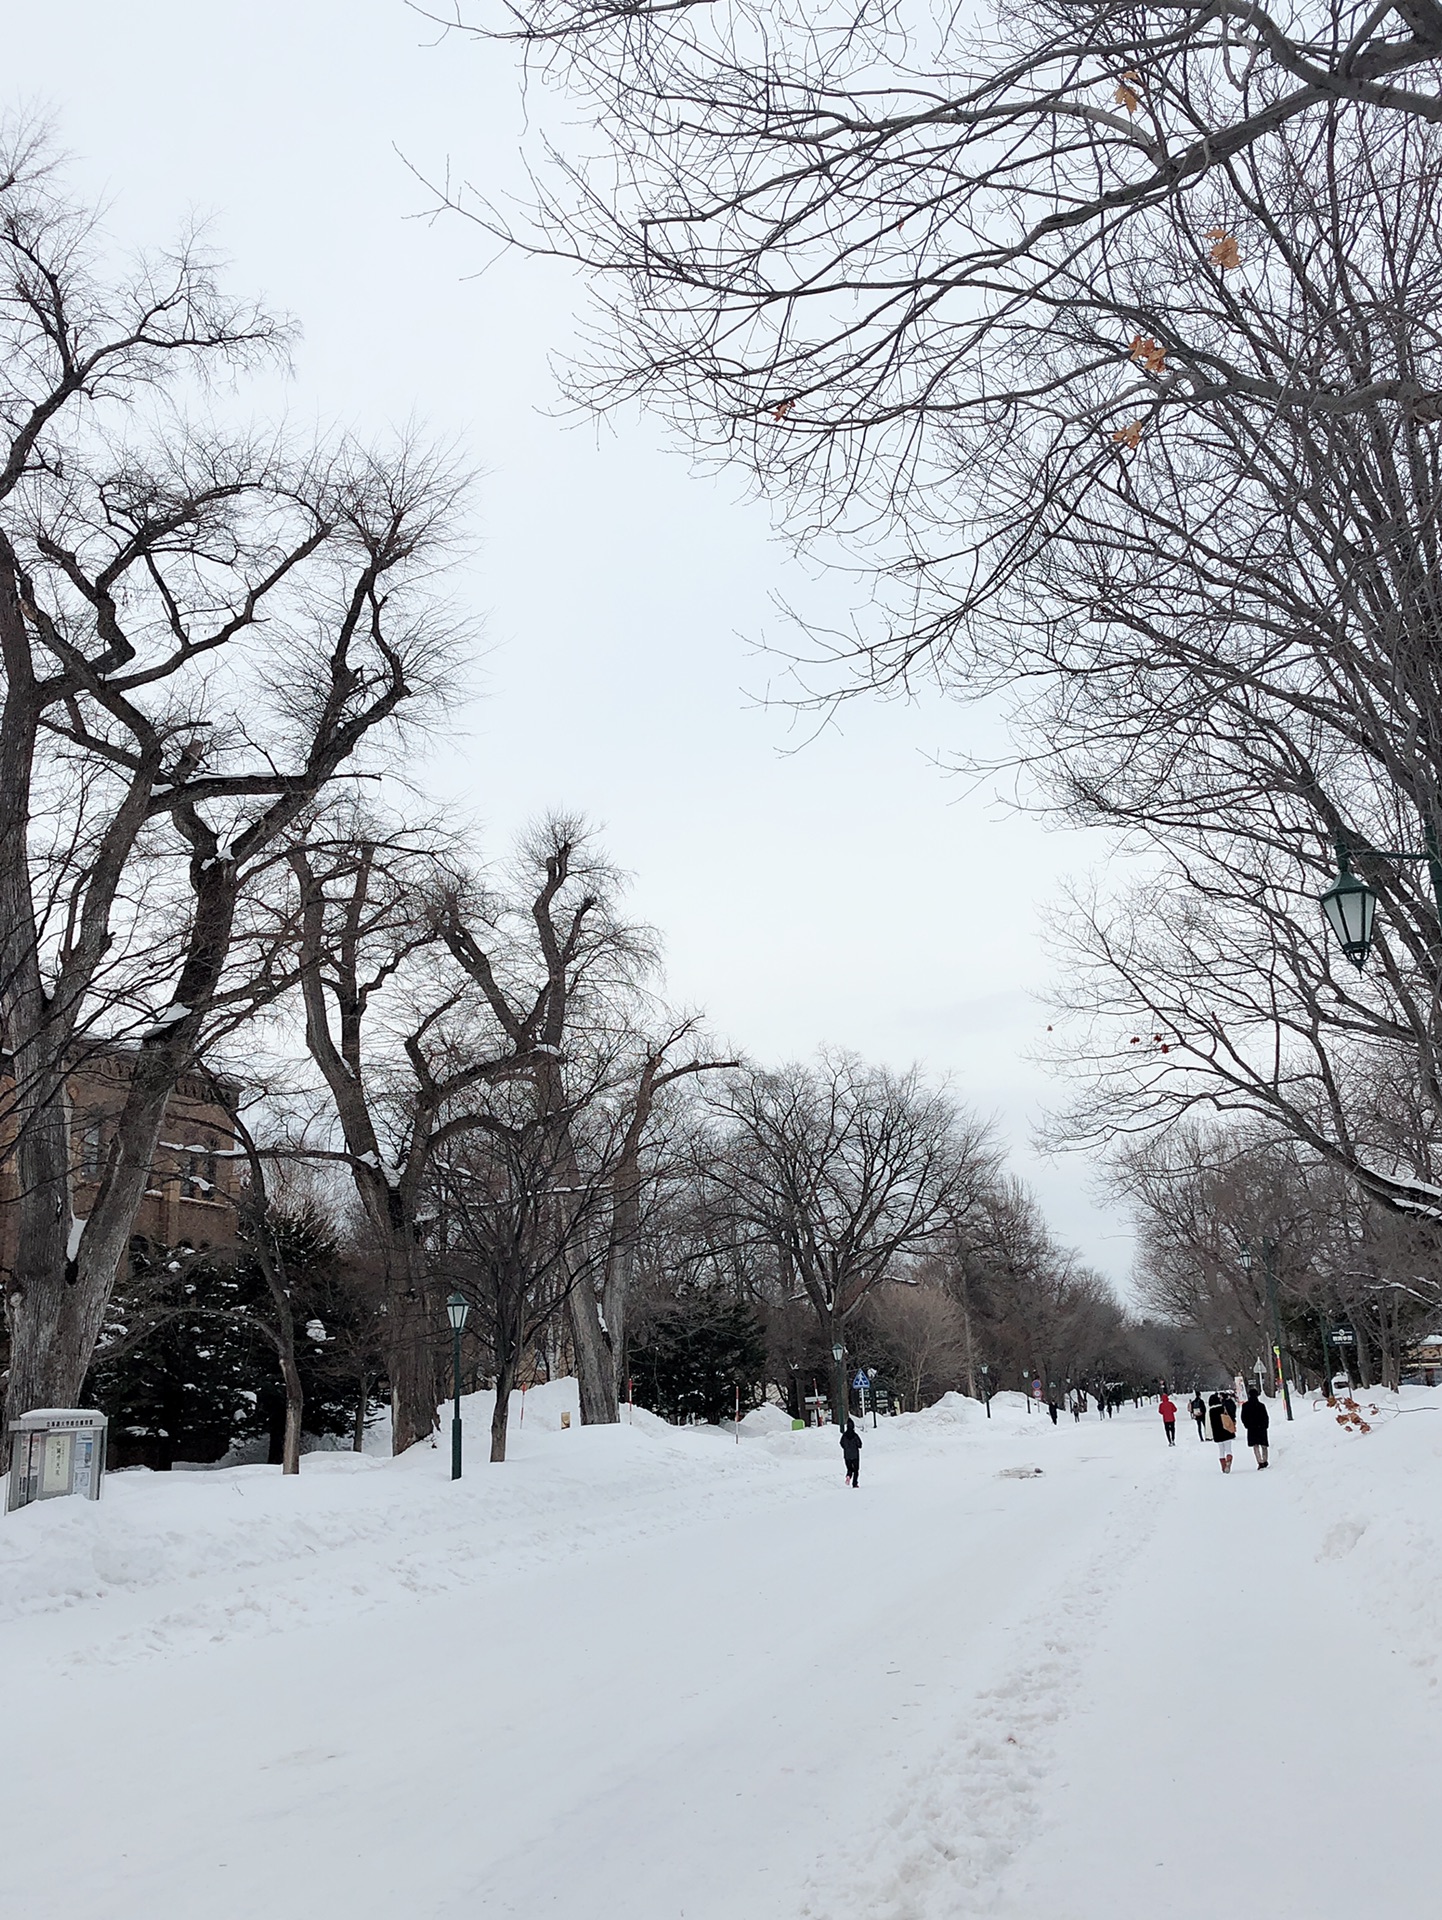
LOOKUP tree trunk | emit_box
[490,1349,518,1463]
[830,1316,850,1429]
[1353,1316,1374,1389]
[6,1031,197,1427]
[0,574,78,1425]
[2,1054,80,1422]
[353,1375,370,1451]
[568,1280,618,1425]
[280,1347,304,1476]
[385,1270,440,1453]
[11,853,248,1425]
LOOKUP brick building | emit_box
[0,1048,242,1276]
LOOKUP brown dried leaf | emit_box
[1206,228,1241,270]
[1111,420,1144,449]
[1129,334,1167,375]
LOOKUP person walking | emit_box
[1240,1385,1271,1469]
[1157,1391,1178,1447]
[1188,1391,1207,1440]
[1047,1397,1059,1425]
[840,1421,862,1489]
[1207,1390,1238,1472]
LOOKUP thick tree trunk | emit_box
[385,1264,440,1454]
[490,1350,518,1463]
[601,1220,640,1419]
[3,1057,80,1422]
[829,1313,850,1428]
[568,1281,617,1425]
[352,1376,370,1451]
[54,1033,214,1413]
[0,584,95,1422]
[9,843,250,1426]
[7,1027,195,1425]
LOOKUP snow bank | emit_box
[0,1380,1032,1641]
[1285,1386,1442,1680]
[0,1379,782,1636]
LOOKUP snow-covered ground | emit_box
[3,1383,1440,1918]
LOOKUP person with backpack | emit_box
[840,1421,862,1488]
[1157,1391,1178,1447]
[1188,1392,1207,1440]
[1240,1385,1271,1469]
[1207,1390,1238,1472]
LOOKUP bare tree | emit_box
[1119,1117,1442,1388]
[436,818,732,1424]
[864,1281,968,1411]
[703,1050,998,1423]
[0,133,460,1426]
[446,0,1442,464]
[433,1071,613,1460]
[438,17,1442,1214]
[286,831,537,1452]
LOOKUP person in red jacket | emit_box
[1158,1392,1178,1447]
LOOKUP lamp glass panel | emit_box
[1320,873,1376,963]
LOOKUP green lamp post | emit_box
[446,1291,469,1479]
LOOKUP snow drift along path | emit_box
[2,1383,1439,1920]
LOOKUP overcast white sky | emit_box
[8,0,1135,1282]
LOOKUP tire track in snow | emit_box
[800,1458,1172,1920]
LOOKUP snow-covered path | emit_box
[2,1388,1438,1919]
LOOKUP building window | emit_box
[183,1138,219,1200]
[78,1121,104,1179]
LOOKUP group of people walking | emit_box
[1157,1387,1270,1470]
[840,1384,1272,1485]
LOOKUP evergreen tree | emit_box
[88,1245,262,1469]
[86,1205,387,1467]
[629,1294,767,1425]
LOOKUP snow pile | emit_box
[0,1380,802,1638]
[738,1402,796,1435]
[1290,1386,1442,1683]
[0,1382,1017,1636]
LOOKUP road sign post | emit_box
[853,1369,877,1427]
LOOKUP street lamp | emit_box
[980,1363,992,1417]
[1319,863,1377,970]
[446,1291,469,1480]
[1318,829,1442,971]
[831,1338,846,1425]
[1239,1240,1294,1421]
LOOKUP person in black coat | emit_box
[1207,1390,1238,1472]
[840,1421,862,1488]
[1188,1392,1207,1440]
[1240,1386,1270,1468]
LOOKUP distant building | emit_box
[0,1047,242,1278]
